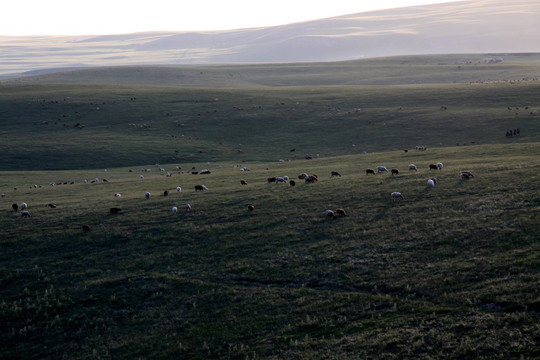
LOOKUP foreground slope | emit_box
[1,144,539,359]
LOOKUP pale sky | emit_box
[2,0,462,36]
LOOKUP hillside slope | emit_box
[1,0,539,77]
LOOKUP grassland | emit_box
[1,55,539,359]
[1,56,540,171]
[1,143,539,359]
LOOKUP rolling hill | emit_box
[1,54,539,171]
[1,0,539,78]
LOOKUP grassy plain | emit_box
[1,143,539,359]
[1,55,539,359]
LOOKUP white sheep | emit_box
[20,210,30,217]
[114,193,121,198]
[427,179,435,187]
[391,192,404,200]
[437,162,443,170]
[145,192,150,199]
[408,164,418,171]
[140,175,144,179]
[377,166,389,173]
[186,204,191,212]
[176,186,182,193]
[326,209,336,218]
[172,206,177,215]
[20,202,28,210]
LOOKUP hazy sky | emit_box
[2,0,463,36]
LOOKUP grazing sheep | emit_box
[437,162,443,170]
[429,164,438,170]
[176,186,182,193]
[82,224,92,232]
[305,176,317,183]
[289,180,296,186]
[247,204,255,211]
[377,166,389,173]
[331,171,341,177]
[460,171,474,179]
[194,185,208,191]
[140,175,144,179]
[391,168,399,176]
[275,176,287,183]
[326,209,336,218]
[20,210,30,217]
[172,206,177,215]
[114,193,121,197]
[200,169,211,174]
[240,179,248,185]
[21,202,27,210]
[427,179,436,187]
[110,207,122,214]
[163,190,169,196]
[298,173,308,180]
[145,192,150,199]
[408,164,418,171]
[186,204,192,212]
[336,208,347,217]
[267,176,277,183]
[391,192,404,200]
[12,203,18,211]
[48,204,57,208]
[366,168,376,175]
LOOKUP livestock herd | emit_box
[3,157,475,229]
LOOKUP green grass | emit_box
[1,80,539,170]
[1,143,539,359]
[1,55,539,359]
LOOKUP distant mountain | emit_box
[1,0,539,77]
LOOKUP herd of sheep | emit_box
[3,158,475,230]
